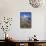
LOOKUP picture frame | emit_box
[20,12,32,28]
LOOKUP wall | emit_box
[0,0,46,40]
[44,15,46,40]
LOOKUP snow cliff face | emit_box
[20,15,31,28]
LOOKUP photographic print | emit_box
[20,12,32,28]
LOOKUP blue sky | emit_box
[20,12,32,18]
